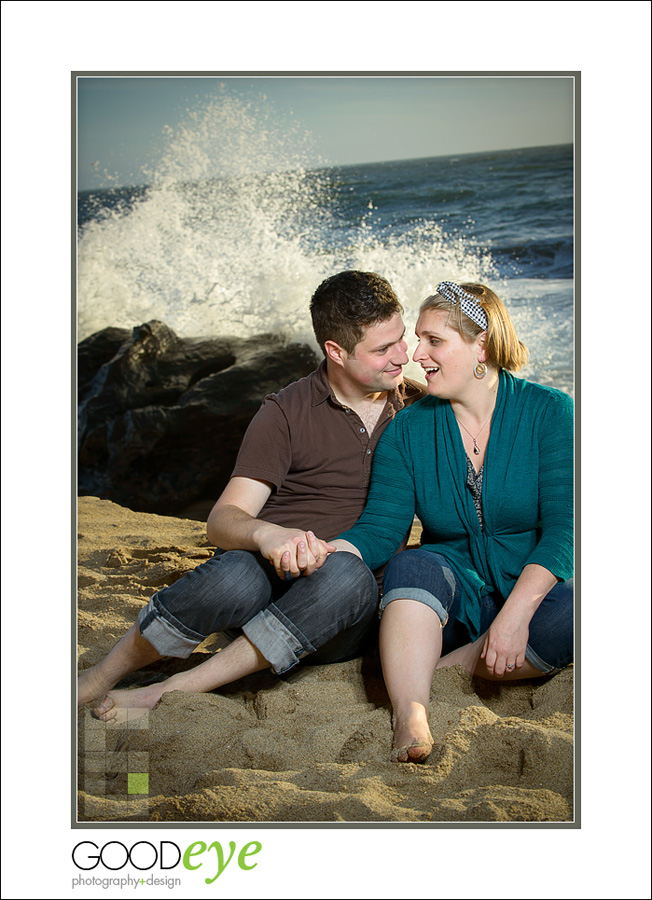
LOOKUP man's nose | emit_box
[394,339,409,364]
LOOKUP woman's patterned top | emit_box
[465,456,484,529]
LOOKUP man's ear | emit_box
[324,339,347,368]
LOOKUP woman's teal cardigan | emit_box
[338,371,574,639]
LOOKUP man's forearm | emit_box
[206,503,275,551]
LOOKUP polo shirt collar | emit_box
[310,359,336,407]
[310,359,418,411]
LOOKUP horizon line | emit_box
[79,141,573,194]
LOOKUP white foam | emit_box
[77,94,571,394]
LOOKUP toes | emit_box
[406,740,432,762]
[93,695,115,716]
[390,746,410,763]
[391,739,433,764]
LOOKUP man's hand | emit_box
[257,525,336,579]
[207,477,335,578]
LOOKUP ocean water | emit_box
[77,96,574,394]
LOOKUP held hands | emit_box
[481,614,530,677]
[257,525,336,579]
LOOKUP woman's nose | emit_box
[412,341,426,362]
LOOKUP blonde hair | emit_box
[420,282,528,371]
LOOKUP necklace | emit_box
[454,406,495,456]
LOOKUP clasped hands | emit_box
[258,526,336,579]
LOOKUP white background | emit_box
[2,2,650,898]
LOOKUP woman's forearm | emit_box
[480,563,559,675]
[499,563,559,626]
[329,539,362,559]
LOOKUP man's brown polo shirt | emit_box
[231,360,425,541]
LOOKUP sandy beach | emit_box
[77,496,574,823]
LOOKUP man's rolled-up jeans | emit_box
[137,548,379,675]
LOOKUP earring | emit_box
[474,362,487,379]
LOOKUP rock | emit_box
[78,320,318,516]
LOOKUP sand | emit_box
[77,496,574,823]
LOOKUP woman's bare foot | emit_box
[391,702,434,763]
[92,683,168,725]
[436,634,485,674]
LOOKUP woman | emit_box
[333,281,573,763]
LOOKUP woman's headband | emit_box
[436,281,488,330]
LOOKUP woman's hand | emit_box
[481,613,530,677]
[279,531,337,578]
[481,564,559,676]
[258,525,335,579]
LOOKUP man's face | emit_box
[341,313,409,393]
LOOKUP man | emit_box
[78,271,424,723]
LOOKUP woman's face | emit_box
[412,309,483,399]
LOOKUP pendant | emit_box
[473,441,480,455]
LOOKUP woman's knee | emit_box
[384,550,457,591]
[382,550,460,624]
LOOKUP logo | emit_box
[72,840,262,887]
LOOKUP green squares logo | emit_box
[127,773,149,795]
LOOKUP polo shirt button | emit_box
[359,427,365,433]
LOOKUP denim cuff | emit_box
[242,603,314,675]
[138,598,203,658]
[379,587,449,626]
[525,643,559,675]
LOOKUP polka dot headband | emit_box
[436,281,488,330]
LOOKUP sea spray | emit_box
[78,94,572,392]
[78,96,494,343]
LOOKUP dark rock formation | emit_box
[78,320,319,517]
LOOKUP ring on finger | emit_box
[506,663,515,670]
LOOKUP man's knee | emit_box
[310,551,379,623]
[152,548,273,629]
[319,550,377,594]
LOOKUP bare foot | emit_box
[391,703,434,763]
[436,634,485,674]
[92,684,167,725]
[78,665,119,707]
[77,625,163,707]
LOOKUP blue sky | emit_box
[77,75,574,190]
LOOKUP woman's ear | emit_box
[476,330,487,362]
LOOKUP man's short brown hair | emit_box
[310,271,404,355]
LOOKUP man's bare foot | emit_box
[391,703,434,763]
[78,665,120,707]
[78,625,164,708]
[92,684,167,725]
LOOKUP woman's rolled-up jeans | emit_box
[381,549,573,674]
